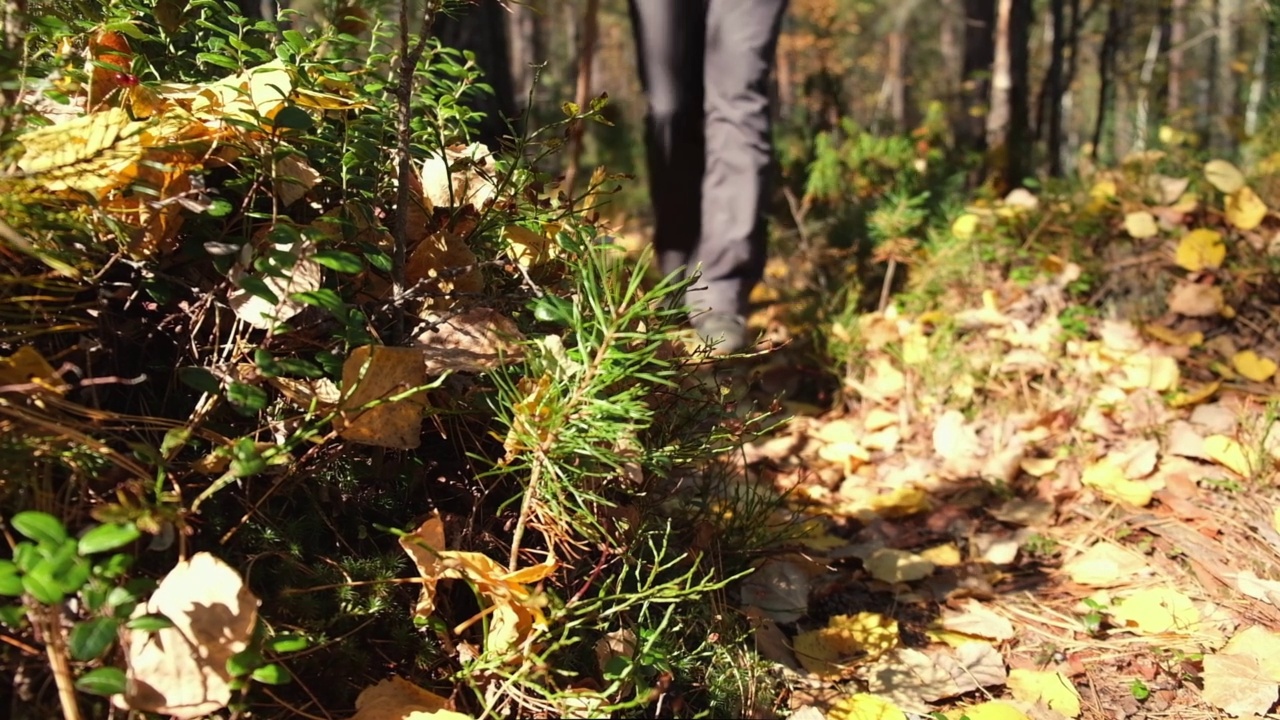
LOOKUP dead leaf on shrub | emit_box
[349,676,471,720]
[228,240,323,330]
[415,307,524,376]
[405,231,484,308]
[419,143,497,211]
[114,553,259,719]
[400,514,448,619]
[337,345,429,449]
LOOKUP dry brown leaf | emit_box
[1062,542,1152,587]
[1234,572,1280,607]
[273,153,321,206]
[337,345,429,449]
[418,143,497,211]
[1201,653,1278,717]
[1166,281,1225,317]
[739,558,810,624]
[1107,439,1160,479]
[744,606,800,670]
[939,599,1014,641]
[865,643,1007,710]
[405,231,484,309]
[114,553,259,719]
[933,410,985,478]
[989,498,1054,526]
[400,514,448,619]
[349,676,470,720]
[415,307,524,376]
[1222,626,1280,681]
[228,241,323,330]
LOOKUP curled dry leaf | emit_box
[739,558,811,624]
[418,143,497,211]
[114,553,259,719]
[349,676,471,720]
[405,231,484,309]
[415,307,525,376]
[337,345,429,450]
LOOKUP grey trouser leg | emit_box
[629,0,788,319]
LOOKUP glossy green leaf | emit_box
[11,511,67,545]
[22,565,65,605]
[68,617,121,661]
[251,663,292,685]
[75,667,127,696]
[125,613,175,632]
[78,523,141,556]
[265,633,309,654]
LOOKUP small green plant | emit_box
[1023,533,1060,557]
[1058,305,1098,340]
[1080,597,1108,636]
[1130,678,1151,701]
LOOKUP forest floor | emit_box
[634,199,1280,720]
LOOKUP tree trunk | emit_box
[985,0,1028,188]
[957,0,996,153]
[1133,24,1163,151]
[1244,13,1269,138]
[1212,0,1241,152]
[435,0,519,150]
[940,0,963,145]
[561,0,600,201]
[1168,0,1186,116]
[1091,0,1120,161]
[507,0,542,117]
[886,9,910,133]
[1040,0,1068,175]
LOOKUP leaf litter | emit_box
[735,166,1280,719]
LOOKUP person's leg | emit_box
[691,0,788,351]
[627,0,707,286]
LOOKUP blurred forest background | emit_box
[437,0,1280,220]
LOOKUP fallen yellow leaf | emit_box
[1124,211,1159,238]
[1168,380,1221,408]
[1232,350,1278,382]
[918,543,962,567]
[1007,668,1082,718]
[1203,434,1259,477]
[865,486,932,518]
[1063,542,1152,587]
[337,345,430,450]
[1111,588,1201,635]
[1174,228,1226,272]
[793,612,900,678]
[1226,186,1268,230]
[865,548,935,583]
[1143,324,1203,347]
[951,213,980,240]
[1223,626,1280,682]
[1204,159,1247,194]
[829,693,907,720]
[1081,460,1154,507]
[948,701,1029,720]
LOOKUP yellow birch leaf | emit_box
[829,694,907,720]
[1168,379,1221,408]
[1226,186,1268,230]
[1204,159,1246,193]
[1089,179,1117,201]
[1124,211,1159,238]
[951,213,980,240]
[902,327,929,365]
[918,544,963,567]
[337,345,429,450]
[1174,228,1226,271]
[1203,434,1258,477]
[1007,668,1082,718]
[1231,350,1278,382]
[865,548,935,583]
[0,346,67,394]
[1081,460,1154,507]
[1111,587,1201,634]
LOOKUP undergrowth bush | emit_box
[0,2,789,718]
